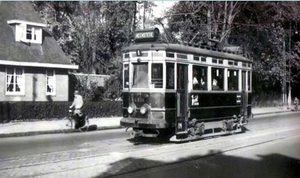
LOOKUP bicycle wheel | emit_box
[79,116,89,132]
[60,117,74,133]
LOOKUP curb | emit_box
[0,126,122,138]
[0,110,296,138]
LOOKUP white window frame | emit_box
[17,23,42,44]
[5,67,25,95]
[7,20,46,44]
[46,69,56,96]
[24,25,42,44]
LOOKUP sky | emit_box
[153,1,176,18]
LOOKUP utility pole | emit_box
[283,41,286,106]
[288,22,292,108]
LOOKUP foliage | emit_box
[165,1,246,46]
[33,1,137,74]
[233,2,300,94]
[32,2,300,102]
[165,1,300,98]
[0,101,122,122]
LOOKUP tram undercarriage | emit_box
[124,115,248,142]
[170,115,248,142]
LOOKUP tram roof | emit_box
[123,43,252,62]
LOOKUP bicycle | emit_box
[60,108,89,133]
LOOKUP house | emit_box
[0,2,78,102]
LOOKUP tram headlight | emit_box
[127,103,136,114]
[140,104,150,115]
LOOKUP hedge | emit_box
[0,101,122,122]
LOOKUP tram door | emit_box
[242,71,248,116]
[176,64,189,138]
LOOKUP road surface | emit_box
[0,112,299,177]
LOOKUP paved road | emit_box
[111,133,300,178]
[0,112,299,177]
[0,128,128,159]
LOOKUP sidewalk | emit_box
[0,106,294,137]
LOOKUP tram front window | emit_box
[132,63,148,88]
[152,63,163,88]
[123,64,129,88]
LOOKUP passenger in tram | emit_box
[200,78,207,90]
[193,70,200,90]
[212,79,220,90]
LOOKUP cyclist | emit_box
[70,90,85,129]
[294,97,299,111]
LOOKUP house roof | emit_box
[0,2,78,69]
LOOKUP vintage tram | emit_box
[120,28,252,142]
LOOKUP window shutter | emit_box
[18,23,26,41]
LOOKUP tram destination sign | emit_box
[134,28,160,43]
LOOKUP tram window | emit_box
[212,58,218,63]
[242,62,247,67]
[193,66,207,90]
[124,53,129,59]
[132,63,148,88]
[228,69,239,91]
[211,68,224,90]
[123,64,129,88]
[153,52,164,57]
[151,63,163,88]
[234,61,238,66]
[194,56,200,61]
[201,57,206,62]
[228,61,234,65]
[166,52,175,58]
[177,53,188,59]
[218,60,223,64]
[248,71,251,91]
[166,63,175,89]
[132,52,148,57]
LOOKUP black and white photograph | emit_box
[0,1,300,177]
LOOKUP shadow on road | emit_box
[93,149,300,178]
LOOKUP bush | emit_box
[0,101,122,122]
[252,92,282,107]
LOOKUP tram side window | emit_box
[227,69,239,91]
[123,64,129,88]
[211,68,224,90]
[248,71,251,91]
[152,63,163,88]
[132,63,148,88]
[193,65,207,90]
[166,63,175,89]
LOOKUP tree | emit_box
[165,1,246,47]
[34,1,137,74]
[233,2,300,94]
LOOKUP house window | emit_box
[26,25,37,41]
[46,70,56,95]
[6,67,24,94]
